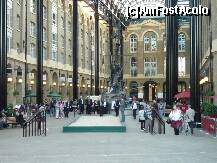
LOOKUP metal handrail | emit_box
[23,109,46,137]
[152,109,165,134]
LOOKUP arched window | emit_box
[178,81,186,92]
[144,32,157,52]
[130,34,137,53]
[130,57,137,77]
[178,33,186,51]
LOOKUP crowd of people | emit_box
[47,96,111,118]
[168,101,195,135]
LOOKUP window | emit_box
[52,33,57,45]
[7,2,13,27]
[30,43,36,57]
[30,0,36,13]
[178,57,185,77]
[52,13,56,25]
[61,17,64,29]
[61,53,65,64]
[178,33,186,51]
[43,28,47,41]
[68,55,72,66]
[130,34,137,53]
[163,34,166,52]
[7,36,12,53]
[30,22,36,37]
[69,39,72,50]
[17,15,21,30]
[130,57,137,77]
[144,32,157,52]
[51,49,57,61]
[68,21,71,32]
[61,36,64,48]
[17,43,20,53]
[43,47,46,60]
[43,6,47,19]
[144,58,157,77]
[178,82,186,92]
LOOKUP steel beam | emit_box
[95,0,100,95]
[36,0,43,105]
[73,0,78,100]
[190,0,201,123]
[0,0,7,111]
[165,0,178,105]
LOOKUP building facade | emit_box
[123,18,190,101]
[6,0,111,105]
[200,0,217,104]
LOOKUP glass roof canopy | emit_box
[100,0,189,18]
[84,0,190,26]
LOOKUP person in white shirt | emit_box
[132,99,137,119]
[186,105,195,134]
[138,106,145,131]
[169,105,182,135]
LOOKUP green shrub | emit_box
[202,102,217,116]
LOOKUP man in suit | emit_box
[78,96,84,114]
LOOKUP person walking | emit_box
[131,97,137,119]
[186,105,195,134]
[169,105,182,135]
[64,100,69,118]
[114,99,120,117]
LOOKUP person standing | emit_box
[131,97,137,119]
[64,100,69,118]
[78,96,84,114]
[186,105,195,134]
[169,105,182,135]
[55,100,60,119]
[158,101,165,118]
[138,106,145,131]
[144,104,153,133]
[114,99,120,117]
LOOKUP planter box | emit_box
[201,115,217,136]
[209,115,217,118]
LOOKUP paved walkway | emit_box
[0,112,217,163]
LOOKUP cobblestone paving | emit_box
[0,112,217,163]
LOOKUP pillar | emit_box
[190,0,201,123]
[95,0,100,95]
[165,0,178,105]
[36,0,43,105]
[0,0,7,111]
[73,0,78,100]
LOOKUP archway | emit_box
[143,80,158,102]
[129,81,138,98]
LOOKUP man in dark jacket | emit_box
[114,99,120,117]
[78,96,84,114]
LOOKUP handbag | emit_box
[166,118,171,124]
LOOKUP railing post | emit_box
[45,111,46,136]
[32,119,33,136]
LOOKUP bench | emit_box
[6,117,19,127]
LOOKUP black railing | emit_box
[152,109,165,134]
[23,110,46,137]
